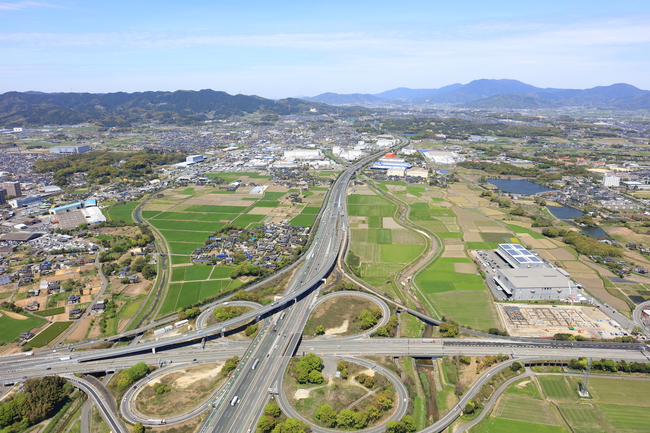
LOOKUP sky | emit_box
[1,0,650,98]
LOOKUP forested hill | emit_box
[0,89,360,127]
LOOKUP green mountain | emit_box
[0,90,360,127]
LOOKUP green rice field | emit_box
[0,313,47,343]
[106,201,140,223]
[473,417,569,433]
[28,321,73,348]
[538,376,574,400]
[158,279,243,315]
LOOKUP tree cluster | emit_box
[372,314,398,337]
[33,150,185,186]
[115,362,150,390]
[314,390,396,430]
[292,353,324,384]
[358,308,382,330]
[440,322,459,338]
[568,357,650,373]
[0,376,73,430]
[222,356,239,376]
[385,415,417,432]
[230,263,273,279]
[212,306,243,322]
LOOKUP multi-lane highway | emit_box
[5,134,650,432]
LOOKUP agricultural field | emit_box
[158,279,242,315]
[0,311,47,344]
[472,418,569,433]
[346,191,426,300]
[106,201,140,223]
[474,375,650,433]
[27,321,73,348]
[538,376,574,400]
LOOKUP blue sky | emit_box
[1,1,649,98]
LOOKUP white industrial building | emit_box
[339,150,366,161]
[602,175,620,187]
[421,150,464,165]
[375,135,396,147]
[386,167,406,177]
[50,145,89,154]
[406,168,429,179]
[497,243,544,269]
[493,267,572,301]
[186,154,206,163]
[283,149,323,160]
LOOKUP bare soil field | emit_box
[463,232,483,242]
[382,217,402,229]
[454,263,476,274]
[548,248,575,261]
[443,238,464,245]
[441,250,467,258]
[66,316,92,341]
[478,225,509,233]
[589,288,629,311]
[1,310,28,320]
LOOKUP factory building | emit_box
[493,267,572,301]
[497,243,544,269]
[49,202,83,215]
[386,167,406,177]
[602,175,620,187]
[49,145,89,154]
[186,154,206,163]
[8,195,42,208]
[420,150,464,165]
[283,149,323,160]
[406,168,429,179]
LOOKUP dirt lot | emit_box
[497,303,620,338]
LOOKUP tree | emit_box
[264,402,281,418]
[257,415,277,433]
[271,418,309,433]
[315,404,337,427]
[141,264,157,279]
[314,324,325,335]
[336,410,357,429]
[222,356,239,376]
[133,423,145,433]
[309,370,324,384]
[245,323,258,337]
[374,326,389,337]
[233,250,247,264]
[440,322,459,338]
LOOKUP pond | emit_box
[487,179,609,238]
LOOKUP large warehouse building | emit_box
[497,243,544,269]
[493,267,572,301]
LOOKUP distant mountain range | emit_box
[2,79,650,127]
[303,79,650,109]
[0,89,368,127]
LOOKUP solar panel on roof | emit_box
[529,257,542,262]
